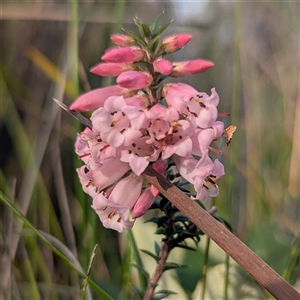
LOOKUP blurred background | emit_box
[1,1,299,299]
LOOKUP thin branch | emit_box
[142,166,300,300]
[143,243,172,300]
[53,99,92,129]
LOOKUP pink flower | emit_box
[101,46,144,63]
[91,95,142,147]
[160,120,195,160]
[170,59,214,77]
[117,71,153,89]
[163,82,198,113]
[186,88,219,128]
[162,34,193,53]
[77,157,130,196]
[153,58,173,75]
[90,62,133,77]
[69,85,123,112]
[120,136,161,176]
[173,152,224,200]
[91,174,143,232]
[110,34,135,46]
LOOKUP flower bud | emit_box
[90,62,133,77]
[69,85,123,111]
[110,34,135,46]
[161,34,192,53]
[132,188,155,219]
[117,71,153,90]
[153,57,173,75]
[170,59,214,77]
[101,46,144,63]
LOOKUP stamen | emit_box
[108,211,116,219]
[100,144,110,152]
[218,113,230,117]
[208,146,222,155]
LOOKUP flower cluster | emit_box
[70,17,233,232]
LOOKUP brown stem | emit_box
[143,242,172,300]
[142,166,300,300]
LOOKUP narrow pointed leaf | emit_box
[121,28,147,47]
[141,249,159,262]
[154,20,173,37]
[163,262,188,271]
[149,10,165,32]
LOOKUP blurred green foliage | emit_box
[0,1,299,299]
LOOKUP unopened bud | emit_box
[90,62,133,77]
[101,46,144,63]
[161,34,192,53]
[69,85,123,111]
[110,34,135,46]
[170,59,214,77]
[117,71,153,90]
[153,58,173,75]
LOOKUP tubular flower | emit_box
[92,174,143,232]
[70,16,235,232]
[153,57,173,75]
[70,85,123,112]
[117,71,153,89]
[101,46,144,63]
[161,34,193,53]
[170,59,214,77]
[90,62,134,77]
[110,34,135,46]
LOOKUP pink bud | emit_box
[117,71,153,90]
[110,34,135,46]
[152,160,167,174]
[153,58,173,75]
[162,34,193,53]
[132,188,155,219]
[101,46,144,63]
[90,62,133,77]
[170,59,214,77]
[69,85,123,111]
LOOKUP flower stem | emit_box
[143,242,172,300]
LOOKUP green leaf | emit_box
[127,231,148,291]
[282,236,300,284]
[145,216,169,226]
[155,241,161,256]
[130,263,150,279]
[153,289,177,300]
[141,249,159,262]
[154,19,173,37]
[175,244,197,251]
[172,215,190,223]
[148,34,161,54]
[155,228,166,235]
[163,262,188,271]
[155,289,177,296]
[214,216,233,232]
[121,28,147,47]
[134,17,151,38]
[149,10,165,32]
[131,284,144,299]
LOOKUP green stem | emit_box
[201,236,211,300]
